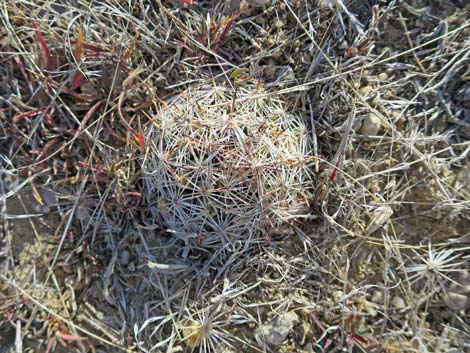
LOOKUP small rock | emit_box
[255,311,298,346]
[377,72,389,81]
[274,20,284,29]
[443,291,468,311]
[392,296,406,309]
[352,118,362,132]
[391,111,406,125]
[366,205,393,235]
[338,39,349,50]
[254,16,266,26]
[119,250,131,266]
[371,290,383,304]
[263,65,278,80]
[368,178,382,193]
[80,82,99,96]
[360,113,382,136]
[358,85,373,97]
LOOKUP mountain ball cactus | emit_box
[142,83,314,247]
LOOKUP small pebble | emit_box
[255,16,266,26]
[360,113,382,136]
[274,20,284,29]
[371,290,383,304]
[119,250,131,266]
[443,291,468,311]
[392,296,406,309]
[338,39,348,50]
[378,72,389,81]
[263,65,278,80]
[370,182,381,193]
[391,111,406,125]
[255,311,298,346]
[358,85,373,97]
[441,167,452,178]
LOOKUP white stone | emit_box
[255,311,298,346]
[358,85,373,97]
[371,290,383,304]
[378,73,389,81]
[392,296,406,309]
[119,250,131,266]
[443,291,468,311]
[360,113,382,136]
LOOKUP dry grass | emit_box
[1,0,469,352]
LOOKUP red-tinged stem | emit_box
[329,159,341,182]
[32,23,54,72]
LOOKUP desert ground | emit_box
[1,1,469,352]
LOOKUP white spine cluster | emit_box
[142,84,314,246]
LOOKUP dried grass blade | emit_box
[137,131,145,153]
[75,99,104,135]
[76,25,84,61]
[219,12,238,43]
[13,107,46,122]
[123,31,139,60]
[32,23,54,71]
[56,330,86,341]
[329,159,341,182]
[71,71,84,90]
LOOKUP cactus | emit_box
[141,83,314,248]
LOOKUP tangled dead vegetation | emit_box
[1,0,470,353]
